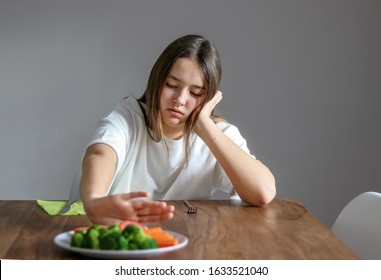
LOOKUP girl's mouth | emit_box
[168,108,184,117]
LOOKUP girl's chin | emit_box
[162,121,184,133]
[163,117,184,127]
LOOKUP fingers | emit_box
[130,198,165,208]
[211,90,222,104]
[136,212,174,223]
[215,90,222,100]
[119,191,150,200]
[131,200,174,215]
[131,200,174,222]
[87,193,175,224]
[115,197,174,221]
[203,90,222,116]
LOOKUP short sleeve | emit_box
[87,99,135,173]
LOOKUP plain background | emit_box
[1,0,380,227]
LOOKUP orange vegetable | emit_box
[73,226,89,233]
[144,227,163,235]
[144,227,179,247]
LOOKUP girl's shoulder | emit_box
[215,121,246,140]
[117,96,146,118]
[215,120,238,132]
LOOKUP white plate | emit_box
[54,230,188,259]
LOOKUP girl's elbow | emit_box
[244,180,276,206]
[253,164,277,206]
[259,184,276,206]
[261,179,276,205]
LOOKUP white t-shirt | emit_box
[86,97,255,200]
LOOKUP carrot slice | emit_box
[145,229,179,247]
[73,226,89,233]
[144,227,163,235]
[153,235,179,247]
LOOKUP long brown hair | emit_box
[138,34,223,162]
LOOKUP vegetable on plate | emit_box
[70,222,178,250]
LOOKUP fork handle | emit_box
[184,200,192,207]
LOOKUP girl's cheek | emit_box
[195,98,203,107]
[193,102,203,114]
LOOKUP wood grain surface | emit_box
[0,200,358,260]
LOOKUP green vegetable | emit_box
[123,225,158,249]
[70,224,158,250]
[99,226,129,250]
[71,231,85,248]
[137,236,158,249]
[82,224,102,249]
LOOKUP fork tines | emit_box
[184,200,197,214]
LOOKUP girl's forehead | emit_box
[168,58,204,87]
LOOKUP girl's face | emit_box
[159,57,205,139]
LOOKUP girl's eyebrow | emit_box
[168,74,205,90]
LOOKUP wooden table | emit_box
[0,199,358,259]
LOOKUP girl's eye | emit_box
[166,83,176,89]
[191,92,202,97]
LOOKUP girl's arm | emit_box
[194,91,276,206]
[80,143,174,225]
[80,143,117,203]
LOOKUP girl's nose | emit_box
[173,89,186,106]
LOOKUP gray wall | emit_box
[1,0,380,227]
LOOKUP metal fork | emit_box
[58,171,81,215]
[184,200,197,214]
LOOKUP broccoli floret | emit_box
[127,235,158,250]
[122,225,158,249]
[99,225,129,250]
[99,231,121,250]
[99,224,120,239]
[99,231,129,250]
[70,224,157,251]
[138,235,158,249]
[71,231,85,248]
[98,227,106,238]
[118,235,129,250]
[90,224,102,231]
[128,242,139,250]
[82,225,101,249]
[123,225,145,241]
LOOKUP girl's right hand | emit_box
[193,91,223,136]
[83,192,175,225]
